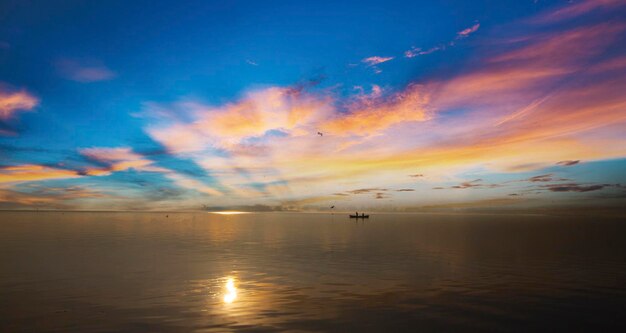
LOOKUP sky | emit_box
[1,0,626,212]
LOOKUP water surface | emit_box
[1,212,626,332]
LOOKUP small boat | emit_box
[349,214,369,218]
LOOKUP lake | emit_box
[1,211,626,332]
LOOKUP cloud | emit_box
[79,147,223,196]
[7,2,625,211]
[532,0,626,24]
[361,56,394,74]
[0,165,80,184]
[457,23,480,38]
[404,22,479,58]
[450,179,498,189]
[346,188,388,195]
[544,183,606,193]
[556,160,580,166]
[0,147,162,185]
[56,59,116,82]
[147,87,333,154]
[0,185,110,209]
[0,86,38,121]
[404,46,444,58]
[362,56,394,66]
[324,84,431,135]
[396,189,415,192]
[143,12,626,206]
[374,192,389,199]
[528,174,554,182]
[79,147,164,175]
[165,173,223,196]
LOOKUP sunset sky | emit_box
[1,0,625,211]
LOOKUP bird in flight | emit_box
[330,205,335,209]
[317,132,323,136]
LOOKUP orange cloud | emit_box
[0,165,79,183]
[148,87,332,154]
[80,147,161,175]
[323,84,431,136]
[0,88,38,120]
[136,5,626,208]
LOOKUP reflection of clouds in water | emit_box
[223,277,238,304]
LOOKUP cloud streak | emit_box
[56,59,116,82]
[362,56,394,66]
[405,22,480,58]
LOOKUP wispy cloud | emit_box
[447,179,501,189]
[79,147,163,175]
[346,188,388,195]
[4,1,626,211]
[457,23,480,38]
[532,0,626,24]
[56,59,116,82]
[0,86,38,121]
[0,165,79,184]
[556,160,580,166]
[362,56,394,66]
[405,22,479,58]
[544,183,606,193]
[0,184,115,210]
[404,46,443,58]
[140,10,626,207]
[361,56,394,74]
[527,174,554,182]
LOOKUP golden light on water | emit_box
[223,278,238,304]
[211,211,249,215]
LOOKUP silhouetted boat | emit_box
[349,214,369,218]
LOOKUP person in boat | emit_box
[355,211,358,216]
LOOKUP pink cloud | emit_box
[79,147,166,175]
[457,23,480,37]
[362,56,394,66]
[405,46,443,58]
[532,0,625,23]
[0,88,38,120]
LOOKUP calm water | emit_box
[1,212,626,332]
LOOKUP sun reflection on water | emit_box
[211,211,249,215]
[223,277,238,304]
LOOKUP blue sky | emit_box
[1,0,626,211]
